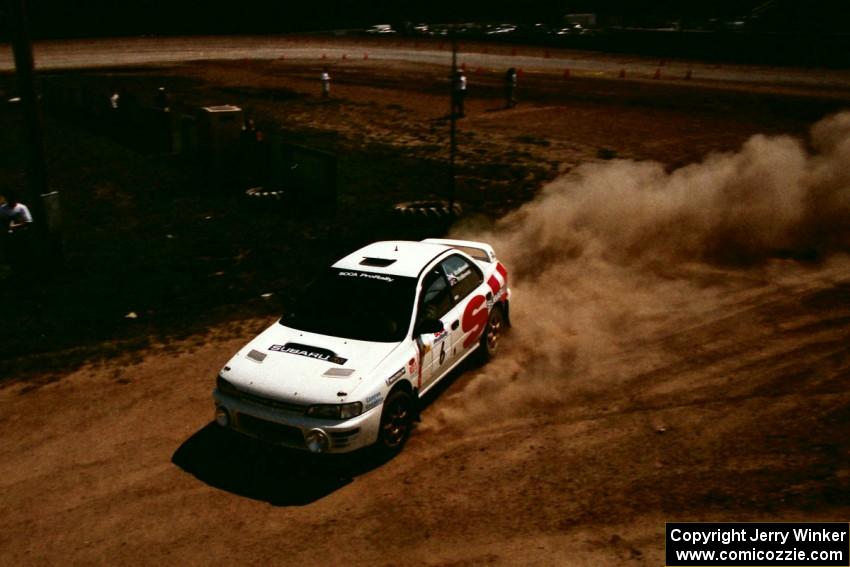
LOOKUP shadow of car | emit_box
[171,422,384,506]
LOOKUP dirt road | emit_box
[2,39,850,566]
[4,35,850,90]
[3,260,849,566]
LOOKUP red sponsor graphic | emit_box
[461,294,488,348]
[487,275,501,294]
[487,262,509,295]
[408,357,417,376]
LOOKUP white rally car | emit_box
[213,238,510,455]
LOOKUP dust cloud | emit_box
[433,112,850,428]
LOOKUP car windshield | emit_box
[280,268,417,342]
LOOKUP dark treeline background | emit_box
[1,0,848,39]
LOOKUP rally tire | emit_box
[376,390,414,457]
[479,305,504,363]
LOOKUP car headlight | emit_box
[339,402,364,419]
[216,375,240,397]
[306,402,363,420]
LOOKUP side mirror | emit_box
[415,318,444,335]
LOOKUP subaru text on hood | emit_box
[213,239,511,455]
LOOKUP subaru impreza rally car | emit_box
[213,238,510,455]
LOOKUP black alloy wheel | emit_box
[377,390,413,455]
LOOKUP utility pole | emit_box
[7,0,50,242]
[7,0,60,273]
[448,28,458,212]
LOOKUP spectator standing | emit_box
[320,68,331,99]
[155,86,169,111]
[504,67,517,108]
[240,116,269,188]
[452,70,467,118]
[109,87,127,141]
[0,191,33,233]
[0,190,34,274]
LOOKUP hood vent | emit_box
[360,257,396,267]
[323,368,356,378]
[247,349,267,363]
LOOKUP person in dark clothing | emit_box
[155,86,169,111]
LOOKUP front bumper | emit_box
[213,389,382,453]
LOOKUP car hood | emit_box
[222,322,401,404]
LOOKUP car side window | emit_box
[440,255,483,302]
[419,267,453,321]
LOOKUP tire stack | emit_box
[244,186,286,211]
[391,200,463,237]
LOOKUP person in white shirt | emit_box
[0,191,34,274]
[452,70,467,118]
[504,67,517,108]
[320,68,331,99]
[0,192,32,233]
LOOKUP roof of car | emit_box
[332,240,450,278]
